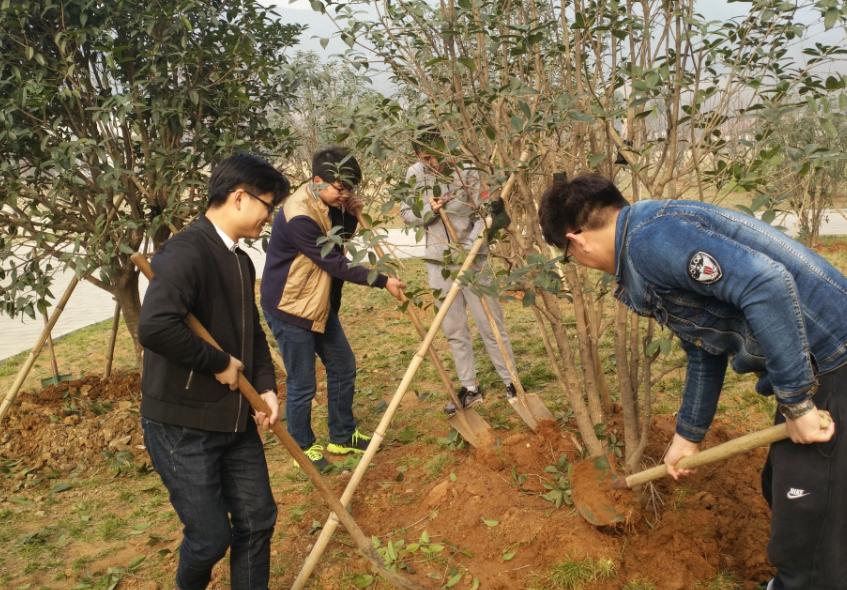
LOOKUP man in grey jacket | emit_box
[401,126,517,412]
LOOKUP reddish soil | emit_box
[1,373,774,588]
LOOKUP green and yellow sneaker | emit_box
[294,443,331,473]
[326,429,372,455]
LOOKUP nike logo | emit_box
[787,487,811,500]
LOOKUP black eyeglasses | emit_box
[563,229,582,263]
[243,190,275,215]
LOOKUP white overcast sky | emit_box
[265,0,845,88]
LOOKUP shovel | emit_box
[437,210,555,432]
[571,411,833,527]
[131,253,424,590]
[354,211,494,448]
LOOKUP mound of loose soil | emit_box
[0,372,147,488]
[284,416,772,590]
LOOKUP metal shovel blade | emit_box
[570,454,630,527]
[508,392,555,432]
[524,392,555,423]
[448,408,495,448]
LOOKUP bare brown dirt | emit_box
[1,373,773,589]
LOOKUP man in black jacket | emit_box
[138,153,290,590]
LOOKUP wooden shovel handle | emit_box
[624,410,832,488]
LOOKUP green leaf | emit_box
[481,517,499,527]
[502,549,516,561]
[824,7,839,30]
[51,482,73,493]
[825,75,845,90]
[319,37,329,49]
[352,574,374,588]
[445,572,462,587]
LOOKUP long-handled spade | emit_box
[570,411,833,527]
[291,163,527,590]
[131,254,423,590]
[437,210,555,431]
[355,212,494,448]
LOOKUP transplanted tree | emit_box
[0,0,301,357]
[309,0,847,469]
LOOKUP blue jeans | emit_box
[265,312,357,448]
[141,417,277,590]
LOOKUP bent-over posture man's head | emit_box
[538,173,628,274]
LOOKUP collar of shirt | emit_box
[210,220,239,252]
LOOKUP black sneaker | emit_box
[326,429,372,455]
[295,443,331,473]
[505,383,517,399]
[444,386,484,415]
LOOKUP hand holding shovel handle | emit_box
[619,410,833,489]
[131,253,423,590]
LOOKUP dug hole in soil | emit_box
[1,373,773,589]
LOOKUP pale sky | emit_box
[266,0,846,88]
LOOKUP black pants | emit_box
[762,364,847,590]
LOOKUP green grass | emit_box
[530,556,617,590]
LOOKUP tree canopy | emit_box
[0,0,302,349]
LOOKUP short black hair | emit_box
[411,124,445,156]
[207,153,290,209]
[538,173,629,249]
[312,146,362,188]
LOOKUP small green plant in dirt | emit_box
[510,466,528,491]
[531,556,617,590]
[436,428,467,451]
[101,449,142,477]
[541,454,574,509]
[372,530,445,574]
[74,555,146,590]
[595,425,625,460]
[424,452,453,478]
[97,513,127,541]
[696,571,742,590]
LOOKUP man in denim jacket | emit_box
[538,173,845,590]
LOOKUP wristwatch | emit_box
[778,397,816,421]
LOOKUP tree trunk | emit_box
[112,266,142,367]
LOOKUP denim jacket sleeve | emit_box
[629,216,817,405]
[677,339,728,441]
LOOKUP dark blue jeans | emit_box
[142,417,277,590]
[265,311,357,448]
